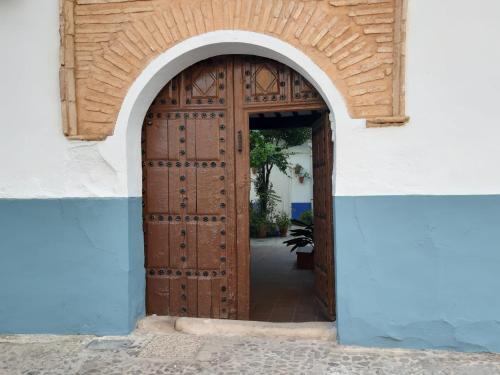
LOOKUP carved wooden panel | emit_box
[242,59,288,105]
[241,57,324,108]
[152,77,180,109]
[291,71,323,104]
[182,59,228,108]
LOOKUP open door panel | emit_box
[312,112,336,321]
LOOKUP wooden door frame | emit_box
[234,103,332,320]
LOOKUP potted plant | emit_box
[250,204,269,238]
[267,221,280,237]
[283,219,314,269]
[275,212,291,237]
[293,163,304,176]
[293,163,310,183]
[299,210,313,225]
[255,215,268,238]
[298,171,310,184]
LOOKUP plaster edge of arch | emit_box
[111,31,359,197]
[116,31,356,138]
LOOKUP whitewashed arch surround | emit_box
[101,31,348,197]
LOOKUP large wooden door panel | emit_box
[233,55,328,319]
[144,57,234,320]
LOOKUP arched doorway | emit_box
[142,55,334,321]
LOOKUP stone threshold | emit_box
[138,315,337,341]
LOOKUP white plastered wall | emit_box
[1,0,500,199]
[289,144,314,207]
[250,169,292,216]
[250,144,313,216]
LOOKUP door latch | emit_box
[237,130,243,153]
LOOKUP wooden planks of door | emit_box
[144,57,235,319]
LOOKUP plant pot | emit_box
[279,227,288,237]
[296,251,314,270]
[299,176,305,183]
[257,224,268,238]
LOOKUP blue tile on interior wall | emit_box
[291,202,312,220]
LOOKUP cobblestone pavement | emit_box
[1,320,500,375]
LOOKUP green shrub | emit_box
[299,210,313,225]
[250,203,268,237]
[266,221,278,237]
[275,212,291,229]
[283,219,314,252]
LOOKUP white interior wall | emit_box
[250,143,313,217]
[250,169,291,216]
[289,144,314,205]
[1,0,500,199]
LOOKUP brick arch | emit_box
[60,0,408,140]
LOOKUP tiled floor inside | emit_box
[250,236,329,322]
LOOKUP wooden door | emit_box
[233,56,328,319]
[144,55,333,320]
[143,57,237,319]
[312,113,336,320]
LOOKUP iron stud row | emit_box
[146,112,225,120]
[148,269,227,277]
[143,161,228,168]
[149,215,226,222]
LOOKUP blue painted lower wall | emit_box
[0,198,145,335]
[1,195,500,352]
[335,195,500,353]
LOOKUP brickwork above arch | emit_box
[60,0,408,140]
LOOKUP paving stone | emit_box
[137,332,204,361]
[1,329,500,374]
[86,339,135,351]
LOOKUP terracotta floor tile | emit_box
[250,237,328,323]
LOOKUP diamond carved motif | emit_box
[301,79,314,94]
[192,68,217,98]
[254,64,279,94]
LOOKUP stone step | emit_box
[174,317,337,341]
